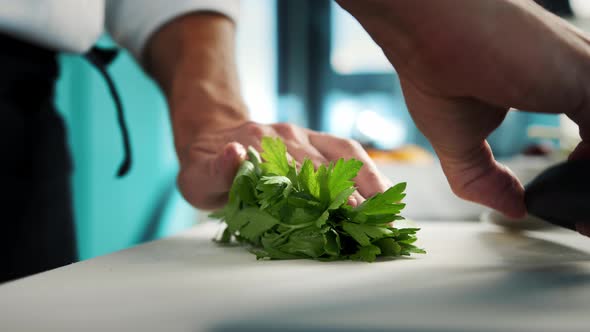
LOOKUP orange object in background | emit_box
[366,145,435,164]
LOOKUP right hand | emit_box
[338,0,590,222]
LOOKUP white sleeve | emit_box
[0,0,104,53]
[105,0,239,61]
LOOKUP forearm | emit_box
[136,9,393,210]
[144,13,248,160]
[335,0,426,73]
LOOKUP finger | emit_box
[567,102,590,161]
[273,123,364,204]
[284,141,328,168]
[178,142,247,210]
[215,142,248,188]
[349,190,365,207]
[232,122,274,151]
[439,141,526,218]
[401,80,526,218]
[308,132,393,198]
[271,123,329,167]
[273,123,369,204]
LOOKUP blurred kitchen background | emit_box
[56,0,586,259]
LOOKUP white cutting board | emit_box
[1,221,590,331]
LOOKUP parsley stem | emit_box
[270,222,314,245]
[278,222,314,229]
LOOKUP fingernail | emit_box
[235,144,247,159]
[224,143,246,161]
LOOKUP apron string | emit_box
[83,46,131,178]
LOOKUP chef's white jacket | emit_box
[0,0,239,60]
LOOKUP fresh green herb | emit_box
[211,137,425,262]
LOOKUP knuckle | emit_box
[309,157,325,167]
[272,123,298,139]
[448,182,469,200]
[446,172,482,202]
[242,122,265,140]
[341,138,362,152]
[364,170,380,183]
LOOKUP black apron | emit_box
[0,33,77,282]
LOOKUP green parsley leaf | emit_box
[351,245,382,263]
[256,175,293,210]
[211,136,424,262]
[226,207,279,243]
[260,136,290,176]
[328,158,363,201]
[298,159,319,199]
[324,229,341,257]
[277,227,326,258]
[342,222,395,246]
[374,238,401,256]
[350,183,407,224]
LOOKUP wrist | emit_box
[170,81,249,162]
[144,13,239,93]
[143,13,249,161]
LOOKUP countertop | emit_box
[1,221,590,331]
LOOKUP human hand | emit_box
[176,120,392,210]
[338,0,590,221]
[145,13,392,211]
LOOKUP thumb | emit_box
[401,79,526,218]
[438,141,526,219]
[567,103,590,161]
[178,142,246,210]
[213,142,248,191]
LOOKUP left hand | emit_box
[144,13,393,211]
[176,120,392,210]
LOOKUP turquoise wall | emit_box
[55,41,194,260]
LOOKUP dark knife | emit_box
[525,159,590,231]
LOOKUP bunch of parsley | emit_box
[211,137,424,262]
